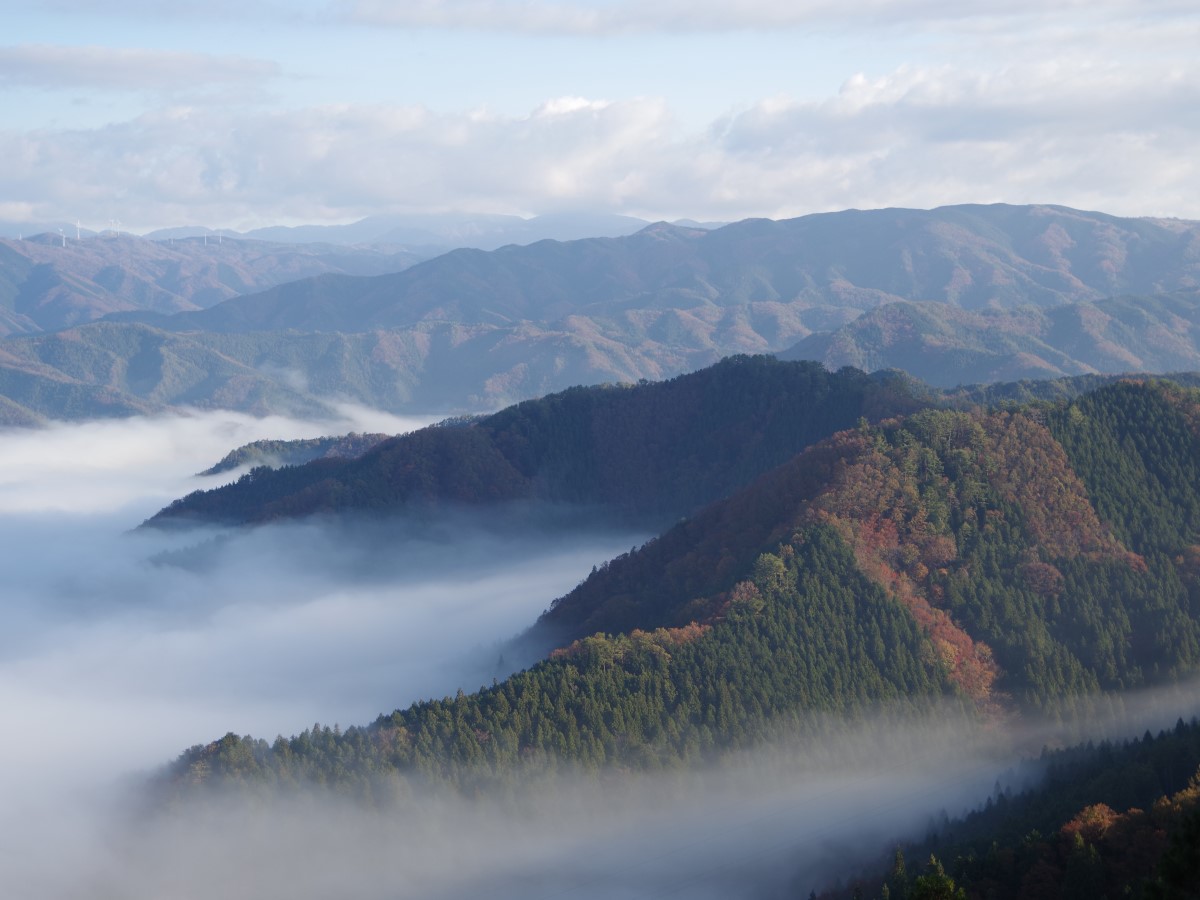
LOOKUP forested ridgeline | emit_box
[167,525,958,799]
[149,354,1200,532]
[820,717,1200,900]
[945,371,1200,410]
[536,380,1200,709]
[146,356,924,527]
[197,432,392,475]
[166,380,1200,801]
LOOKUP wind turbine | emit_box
[75,219,81,240]
[58,228,65,247]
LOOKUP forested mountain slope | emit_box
[824,718,1200,900]
[171,524,961,796]
[533,380,1200,709]
[165,378,1200,800]
[198,432,392,476]
[147,357,924,528]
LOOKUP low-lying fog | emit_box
[3,408,1199,900]
[0,407,643,898]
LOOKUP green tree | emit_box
[909,856,965,900]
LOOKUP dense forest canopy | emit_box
[164,376,1200,820]
[822,717,1200,900]
[147,356,926,528]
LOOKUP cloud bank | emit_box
[5,1,1199,230]
[4,409,1200,899]
[4,49,1198,232]
[0,410,644,897]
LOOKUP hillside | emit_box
[824,718,1200,900]
[782,290,1200,387]
[198,432,393,476]
[0,322,334,423]
[0,309,801,425]
[533,380,1200,706]
[0,233,421,335]
[146,356,925,527]
[162,377,1200,802]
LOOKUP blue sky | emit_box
[2,0,1197,231]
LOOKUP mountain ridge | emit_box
[138,204,1200,336]
[160,374,1200,804]
[0,234,423,336]
[781,289,1200,386]
[4,204,1200,424]
[146,357,923,529]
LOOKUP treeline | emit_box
[146,356,925,527]
[167,380,1200,804]
[824,718,1200,900]
[537,381,1200,708]
[198,432,391,475]
[168,525,957,799]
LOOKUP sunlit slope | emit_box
[0,322,333,423]
[146,356,925,528]
[168,380,1200,796]
[536,382,1200,709]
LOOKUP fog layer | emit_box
[0,409,642,899]
[5,410,1200,900]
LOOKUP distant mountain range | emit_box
[133,204,1200,335]
[0,211,682,248]
[780,289,1200,387]
[0,233,422,336]
[2,203,1199,424]
[183,210,672,249]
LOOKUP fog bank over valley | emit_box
[34,690,1200,900]
[5,407,1200,899]
[0,409,643,898]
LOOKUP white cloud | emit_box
[0,44,279,92]
[2,46,1197,231]
[3,0,1195,230]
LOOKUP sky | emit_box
[2,1,1198,232]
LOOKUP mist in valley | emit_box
[4,409,1200,900]
[0,408,642,898]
